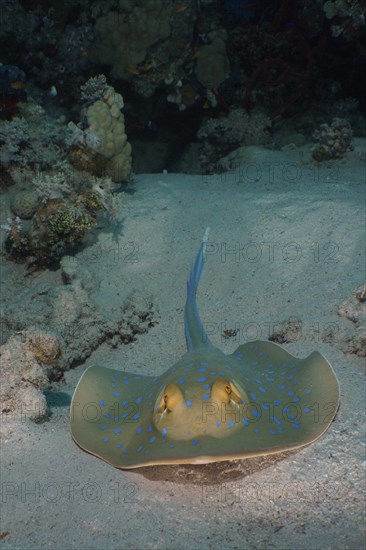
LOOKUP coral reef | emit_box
[0,64,26,118]
[20,330,61,365]
[0,336,50,422]
[0,1,94,99]
[67,78,132,183]
[323,0,366,40]
[195,29,230,94]
[0,258,158,418]
[10,189,40,219]
[312,118,353,161]
[80,74,107,104]
[197,108,271,172]
[0,0,364,174]
[0,103,66,168]
[1,163,117,266]
[334,284,366,357]
[89,0,172,81]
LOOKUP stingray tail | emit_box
[184,227,212,350]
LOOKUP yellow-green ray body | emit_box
[71,229,340,469]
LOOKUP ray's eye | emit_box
[156,384,184,414]
[211,378,245,405]
[159,393,169,413]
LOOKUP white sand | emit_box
[1,142,365,549]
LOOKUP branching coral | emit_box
[0,107,67,168]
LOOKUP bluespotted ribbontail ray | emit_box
[70,228,340,469]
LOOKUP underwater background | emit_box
[0,1,365,548]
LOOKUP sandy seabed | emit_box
[1,142,365,549]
